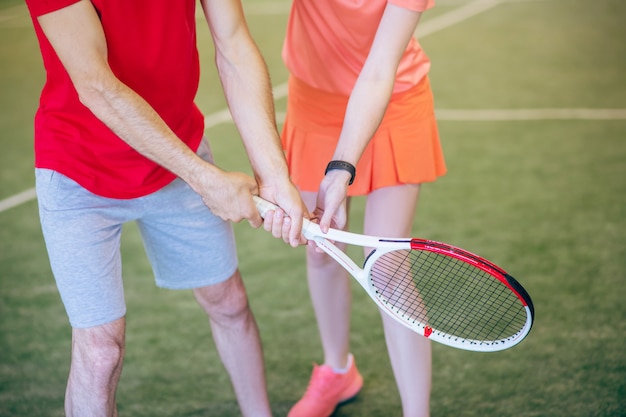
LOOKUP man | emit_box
[24,0,305,415]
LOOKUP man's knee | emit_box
[72,319,125,373]
[193,270,251,324]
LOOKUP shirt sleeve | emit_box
[25,0,82,17]
[388,0,435,12]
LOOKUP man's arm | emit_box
[200,0,305,246]
[36,0,263,226]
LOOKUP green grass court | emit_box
[1,0,625,415]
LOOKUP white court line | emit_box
[2,106,624,213]
[273,108,626,123]
[435,108,626,121]
[416,0,503,38]
[0,188,37,213]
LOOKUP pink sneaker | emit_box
[288,354,363,417]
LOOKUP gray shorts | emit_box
[36,140,238,328]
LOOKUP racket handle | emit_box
[252,196,318,239]
[253,196,390,247]
[252,195,277,218]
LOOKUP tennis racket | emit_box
[253,196,534,352]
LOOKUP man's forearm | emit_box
[37,1,216,190]
[215,39,289,184]
[79,76,216,188]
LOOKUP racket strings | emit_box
[372,253,428,321]
[370,249,527,343]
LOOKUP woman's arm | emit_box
[317,4,424,231]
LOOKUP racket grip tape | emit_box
[252,195,276,218]
[252,196,319,239]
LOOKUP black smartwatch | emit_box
[325,160,356,185]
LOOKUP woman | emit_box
[266,0,446,415]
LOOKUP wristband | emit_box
[325,160,356,185]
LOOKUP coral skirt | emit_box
[281,75,447,196]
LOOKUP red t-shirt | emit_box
[25,0,205,198]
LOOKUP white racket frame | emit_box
[254,196,533,352]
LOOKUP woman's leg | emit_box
[301,191,352,369]
[364,184,431,417]
[288,192,363,417]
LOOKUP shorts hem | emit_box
[154,263,238,290]
[69,310,127,329]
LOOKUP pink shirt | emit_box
[25,0,204,199]
[283,0,435,96]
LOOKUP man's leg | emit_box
[193,270,271,417]
[35,170,130,417]
[65,317,126,417]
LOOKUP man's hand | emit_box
[192,165,263,228]
[259,182,308,247]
